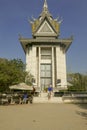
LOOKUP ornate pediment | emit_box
[30,0,60,38]
[37,20,55,34]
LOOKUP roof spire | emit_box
[39,0,52,18]
[43,0,48,12]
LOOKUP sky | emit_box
[0,0,87,74]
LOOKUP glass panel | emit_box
[45,71,51,77]
[40,64,52,89]
[45,64,51,70]
[40,64,51,78]
[40,64,45,70]
[40,71,45,77]
[41,78,52,90]
[45,78,51,86]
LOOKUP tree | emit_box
[67,73,87,91]
[0,58,27,92]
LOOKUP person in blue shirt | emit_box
[48,84,53,99]
[23,93,28,104]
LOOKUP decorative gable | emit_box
[30,0,60,38]
[37,20,55,34]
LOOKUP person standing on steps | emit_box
[48,84,53,100]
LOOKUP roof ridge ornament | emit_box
[43,0,48,12]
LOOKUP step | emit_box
[33,97,63,103]
[40,92,48,97]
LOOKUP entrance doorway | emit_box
[40,64,52,91]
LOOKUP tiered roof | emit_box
[30,0,61,38]
[19,0,73,53]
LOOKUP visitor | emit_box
[31,86,36,96]
[23,93,28,104]
[48,84,53,99]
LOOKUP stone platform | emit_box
[33,92,63,103]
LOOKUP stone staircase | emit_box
[33,92,63,103]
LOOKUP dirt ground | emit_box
[0,103,87,130]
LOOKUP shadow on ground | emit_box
[75,103,87,120]
[76,110,87,120]
[77,103,87,109]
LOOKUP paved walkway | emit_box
[0,103,87,130]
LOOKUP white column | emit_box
[52,47,55,88]
[38,47,41,88]
[56,46,67,88]
[26,45,32,72]
[31,46,37,82]
[56,46,61,81]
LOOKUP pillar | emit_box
[38,47,41,88]
[52,47,55,88]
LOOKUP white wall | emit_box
[56,46,67,88]
[26,46,37,83]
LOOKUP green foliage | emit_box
[0,58,27,92]
[25,72,34,86]
[67,73,87,91]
